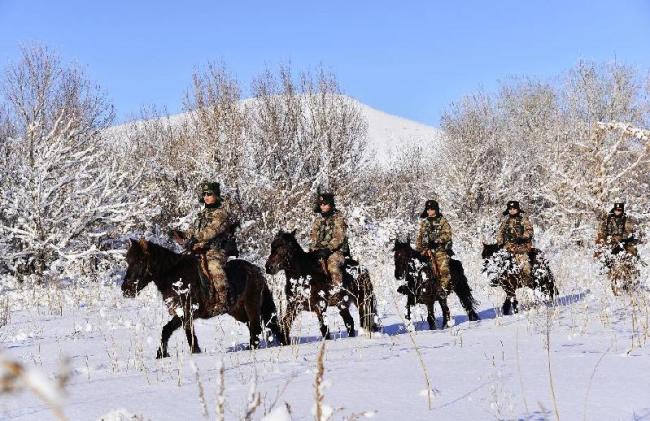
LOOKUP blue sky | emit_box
[1,0,649,126]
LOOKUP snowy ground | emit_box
[2,246,650,420]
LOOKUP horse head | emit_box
[481,242,501,260]
[393,238,416,280]
[122,238,155,297]
[265,229,301,275]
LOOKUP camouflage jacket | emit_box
[187,204,233,251]
[415,215,452,253]
[309,210,349,254]
[497,214,533,253]
[596,214,635,244]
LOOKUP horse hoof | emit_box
[468,312,480,322]
[192,347,202,354]
[156,350,170,359]
[348,330,356,338]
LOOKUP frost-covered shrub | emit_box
[0,46,146,283]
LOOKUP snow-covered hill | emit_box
[357,101,444,163]
[106,97,444,165]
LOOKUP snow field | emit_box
[2,242,650,420]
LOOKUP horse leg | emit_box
[317,309,331,340]
[338,305,355,337]
[426,301,437,330]
[439,297,452,328]
[467,308,480,322]
[157,316,182,359]
[183,318,201,354]
[405,293,413,321]
[281,302,299,345]
[501,281,517,316]
[502,297,512,316]
[245,303,262,349]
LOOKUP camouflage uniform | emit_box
[497,207,534,279]
[310,210,349,288]
[415,214,453,292]
[186,185,233,314]
[596,207,637,256]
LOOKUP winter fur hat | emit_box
[198,181,221,204]
[610,202,625,214]
[503,200,523,216]
[420,199,441,218]
[313,193,336,213]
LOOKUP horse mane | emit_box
[394,240,426,262]
[481,243,502,259]
[275,231,310,255]
[137,239,189,274]
[273,230,322,277]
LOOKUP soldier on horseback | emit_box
[415,200,453,297]
[173,181,237,313]
[596,202,638,256]
[496,200,534,280]
[309,192,349,289]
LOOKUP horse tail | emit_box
[450,259,480,315]
[357,269,379,332]
[261,283,284,344]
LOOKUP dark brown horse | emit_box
[393,240,480,329]
[265,230,379,343]
[481,243,557,315]
[122,239,284,358]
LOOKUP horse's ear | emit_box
[407,235,411,244]
[291,229,297,237]
[129,238,138,249]
[138,238,149,252]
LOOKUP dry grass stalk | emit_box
[314,339,327,421]
[215,360,225,421]
[0,355,68,421]
[545,308,560,421]
[190,360,209,418]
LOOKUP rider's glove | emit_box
[186,237,198,250]
[315,248,332,260]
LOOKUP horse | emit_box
[481,243,557,315]
[121,239,284,358]
[264,230,379,343]
[393,240,480,330]
[595,242,640,296]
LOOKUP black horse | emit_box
[481,243,557,315]
[122,239,284,358]
[393,240,480,329]
[265,230,379,343]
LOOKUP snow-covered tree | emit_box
[541,62,650,239]
[246,65,367,238]
[436,62,650,246]
[0,46,143,282]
